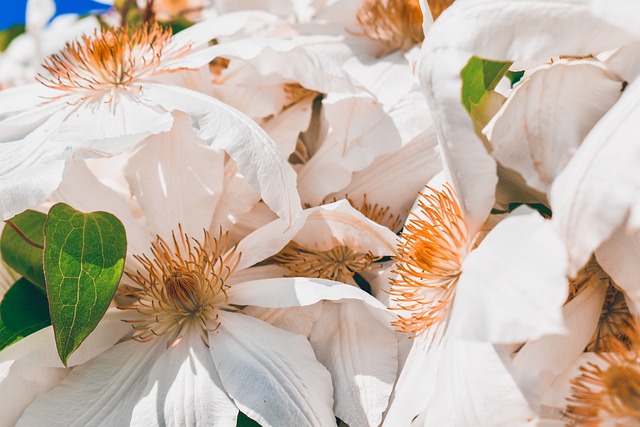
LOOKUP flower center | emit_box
[568,257,634,352]
[389,184,469,336]
[38,22,188,101]
[427,0,455,20]
[356,0,425,52]
[567,329,640,424]
[119,226,239,347]
[273,241,377,285]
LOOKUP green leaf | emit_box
[460,56,512,112]
[44,203,127,366]
[237,412,262,427]
[0,278,51,350]
[0,24,25,53]
[1,210,47,291]
[506,70,525,87]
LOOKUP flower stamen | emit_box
[389,184,469,336]
[119,225,240,347]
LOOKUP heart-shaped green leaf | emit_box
[44,203,127,366]
[1,210,46,291]
[0,278,51,350]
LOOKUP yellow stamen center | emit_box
[118,226,240,347]
[567,329,640,425]
[356,0,425,52]
[389,184,469,336]
[568,257,634,352]
[38,22,188,101]
[273,241,376,284]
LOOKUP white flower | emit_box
[0,122,396,426]
[0,13,300,225]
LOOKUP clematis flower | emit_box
[0,122,396,426]
[564,325,640,425]
[384,181,568,425]
[0,13,300,225]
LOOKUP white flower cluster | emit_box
[0,0,638,426]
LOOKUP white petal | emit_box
[0,85,59,116]
[327,128,440,225]
[209,158,261,233]
[53,160,149,257]
[17,340,162,426]
[382,335,435,426]
[448,207,568,343]
[144,84,301,224]
[0,360,67,427]
[512,281,606,407]
[210,312,335,427]
[487,60,623,193]
[297,93,401,205]
[199,38,355,94]
[227,277,389,321]
[418,48,498,235]
[292,200,398,255]
[550,74,640,275]
[53,94,173,153]
[243,303,322,337]
[131,335,237,427]
[596,222,640,311]
[0,308,130,368]
[419,340,534,426]
[310,300,397,427]
[427,0,635,64]
[263,95,315,159]
[125,114,225,238]
[162,12,279,70]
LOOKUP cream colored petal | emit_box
[448,207,568,343]
[487,60,623,193]
[550,75,640,275]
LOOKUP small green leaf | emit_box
[0,278,51,350]
[460,56,512,112]
[237,412,262,427]
[44,203,127,366]
[506,70,525,87]
[0,24,25,53]
[1,210,47,291]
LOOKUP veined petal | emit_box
[448,207,568,343]
[226,278,389,322]
[210,312,335,427]
[131,335,237,427]
[310,300,398,427]
[418,340,534,426]
[243,303,322,337]
[382,334,436,426]
[0,360,68,427]
[512,282,607,407]
[53,160,149,257]
[0,309,130,368]
[417,48,498,235]
[487,60,623,193]
[427,0,635,63]
[53,94,174,154]
[197,38,356,95]
[162,12,279,70]
[143,83,301,224]
[297,93,401,205]
[125,114,225,239]
[327,127,440,223]
[292,200,398,255]
[550,75,640,275]
[16,340,162,426]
